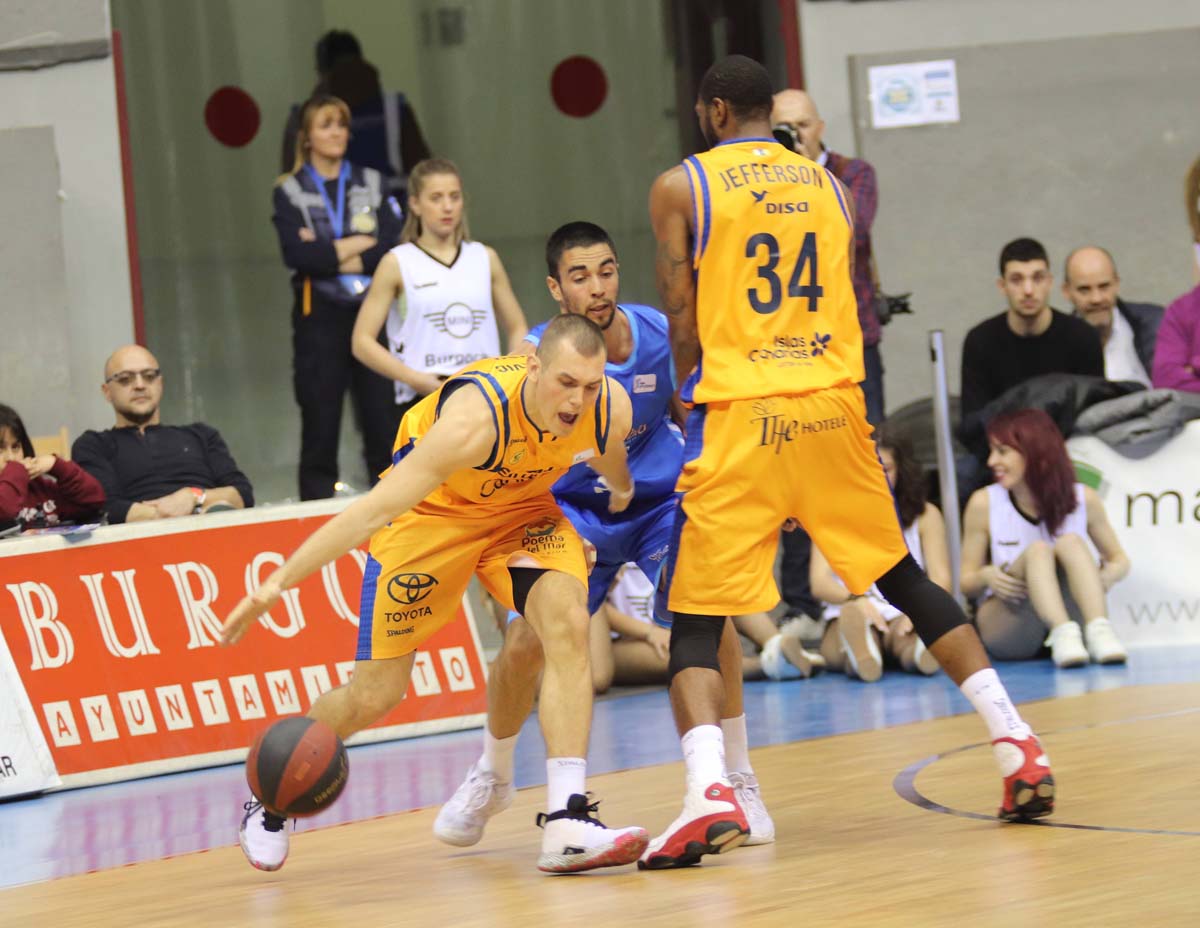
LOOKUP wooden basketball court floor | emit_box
[3,646,1199,926]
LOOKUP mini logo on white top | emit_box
[572,449,596,464]
[633,374,657,394]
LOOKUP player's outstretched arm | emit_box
[220,387,496,645]
[587,380,634,513]
[648,166,699,385]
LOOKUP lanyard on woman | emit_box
[305,162,349,236]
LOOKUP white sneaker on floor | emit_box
[1084,618,1127,664]
[1046,622,1088,668]
[239,800,289,871]
[839,614,883,682]
[639,779,749,870]
[912,637,940,675]
[779,613,825,648]
[536,793,648,873]
[729,771,774,846]
[760,633,825,680]
[433,762,514,847]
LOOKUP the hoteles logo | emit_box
[387,572,439,605]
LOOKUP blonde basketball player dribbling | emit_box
[221,314,650,875]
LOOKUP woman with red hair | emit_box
[961,409,1130,667]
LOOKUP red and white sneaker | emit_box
[993,734,1055,822]
[536,793,648,874]
[638,780,749,870]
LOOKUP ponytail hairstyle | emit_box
[400,158,471,245]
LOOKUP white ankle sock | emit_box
[721,714,752,775]
[478,730,517,782]
[681,724,727,786]
[960,668,1033,742]
[546,757,586,812]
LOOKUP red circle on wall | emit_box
[204,86,261,148]
[550,56,608,118]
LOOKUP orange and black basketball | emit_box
[246,718,348,817]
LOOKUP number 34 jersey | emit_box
[681,137,862,405]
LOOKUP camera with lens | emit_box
[772,124,803,154]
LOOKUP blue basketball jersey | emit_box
[526,304,683,514]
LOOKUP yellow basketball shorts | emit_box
[355,499,588,659]
[666,384,909,616]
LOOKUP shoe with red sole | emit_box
[993,734,1055,822]
[638,781,750,870]
[536,793,648,874]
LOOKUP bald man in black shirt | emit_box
[73,345,254,524]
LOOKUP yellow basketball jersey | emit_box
[390,354,613,515]
[681,138,863,404]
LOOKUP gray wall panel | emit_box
[850,28,1200,414]
[0,127,73,439]
[0,0,110,69]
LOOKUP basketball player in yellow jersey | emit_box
[640,56,1055,870]
[220,315,650,875]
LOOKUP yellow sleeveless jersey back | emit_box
[682,138,863,404]
[391,354,613,515]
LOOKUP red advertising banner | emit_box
[0,502,488,786]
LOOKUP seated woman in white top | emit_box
[961,408,1130,668]
[351,158,528,421]
[810,423,948,682]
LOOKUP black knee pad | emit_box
[667,612,724,681]
[875,554,967,647]
[509,567,549,617]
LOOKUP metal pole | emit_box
[929,330,963,602]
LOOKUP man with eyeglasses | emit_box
[72,344,254,523]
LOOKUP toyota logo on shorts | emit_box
[388,572,439,604]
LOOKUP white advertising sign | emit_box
[869,59,960,129]
[0,629,60,798]
[1068,423,1200,646]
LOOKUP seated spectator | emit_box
[0,404,104,530]
[956,238,1104,505]
[961,238,1104,434]
[72,345,254,523]
[587,564,823,694]
[808,423,945,682]
[960,409,1130,668]
[1151,282,1200,393]
[1062,246,1162,387]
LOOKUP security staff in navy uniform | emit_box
[272,94,403,500]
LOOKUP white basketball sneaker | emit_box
[1084,617,1127,665]
[433,762,514,847]
[536,793,648,873]
[839,613,883,682]
[729,771,775,846]
[1046,622,1088,668]
[760,633,825,680]
[239,800,289,871]
[912,636,940,675]
[639,779,749,870]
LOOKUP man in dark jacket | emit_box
[73,345,254,524]
[1063,245,1163,387]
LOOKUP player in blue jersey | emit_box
[434,222,813,849]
